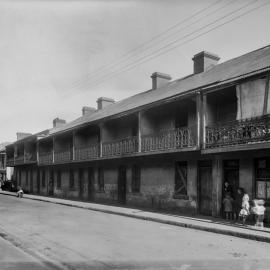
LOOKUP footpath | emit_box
[1,190,270,243]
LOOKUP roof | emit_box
[6,129,50,148]
[48,45,270,136]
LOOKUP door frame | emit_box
[88,167,94,201]
[197,160,213,216]
[118,166,127,204]
[79,168,84,199]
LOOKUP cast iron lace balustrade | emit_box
[141,127,195,152]
[205,114,270,148]
[15,156,24,165]
[39,152,53,165]
[24,152,36,163]
[74,144,100,161]
[102,137,138,157]
[54,150,72,163]
[6,157,14,166]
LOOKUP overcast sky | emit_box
[0,0,270,142]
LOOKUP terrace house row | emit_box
[6,45,270,220]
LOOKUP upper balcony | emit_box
[14,143,25,165]
[54,133,73,164]
[203,77,270,151]
[38,138,53,165]
[140,98,197,154]
[74,125,100,161]
[101,114,139,158]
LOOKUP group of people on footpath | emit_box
[222,181,266,228]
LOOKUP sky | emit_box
[0,0,270,142]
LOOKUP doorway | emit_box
[118,166,126,204]
[198,160,213,216]
[30,169,33,193]
[79,168,84,199]
[88,168,95,201]
[48,169,54,196]
[37,169,40,194]
[223,160,239,199]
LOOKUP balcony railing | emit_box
[54,150,72,163]
[6,157,14,167]
[15,156,24,165]
[102,136,138,157]
[25,152,37,163]
[39,152,53,165]
[74,144,100,161]
[205,114,270,148]
[141,127,196,152]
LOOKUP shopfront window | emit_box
[255,158,270,199]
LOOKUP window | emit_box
[42,170,46,187]
[255,158,270,199]
[57,169,61,188]
[132,165,141,193]
[69,169,74,189]
[175,161,187,196]
[98,167,104,192]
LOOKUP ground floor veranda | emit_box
[12,148,270,222]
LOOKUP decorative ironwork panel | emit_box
[39,152,53,165]
[206,114,270,148]
[15,156,24,165]
[54,150,71,163]
[141,127,195,153]
[6,158,14,167]
[74,144,100,161]
[25,152,37,163]
[102,137,138,157]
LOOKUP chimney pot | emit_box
[16,132,32,141]
[151,72,171,90]
[53,118,66,128]
[192,51,220,74]
[97,97,115,110]
[82,106,96,116]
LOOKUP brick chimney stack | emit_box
[16,132,32,141]
[97,97,115,110]
[192,51,220,74]
[151,72,171,90]
[82,106,96,116]
[53,118,66,128]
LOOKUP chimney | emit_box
[192,51,220,74]
[82,106,96,116]
[151,72,171,90]
[97,97,115,110]
[53,117,66,128]
[16,132,32,141]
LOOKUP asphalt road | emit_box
[0,195,269,270]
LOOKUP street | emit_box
[0,195,269,270]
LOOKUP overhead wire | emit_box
[69,0,224,88]
[65,0,269,96]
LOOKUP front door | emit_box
[198,161,213,216]
[30,169,33,193]
[79,168,84,199]
[88,168,94,201]
[48,169,54,196]
[118,166,126,204]
[223,160,239,199]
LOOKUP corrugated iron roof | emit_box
[37,45,270,137]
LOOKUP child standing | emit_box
[252,199,266,228]
[239,193,250,225]
[223,193,234,220]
